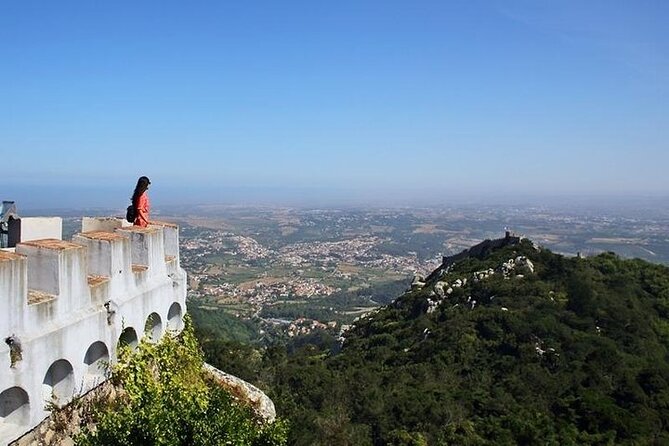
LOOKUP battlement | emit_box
[0,217,187,443]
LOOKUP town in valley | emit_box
[58,201,669,343]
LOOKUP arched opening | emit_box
[144,312,163,342]
[83,341,109,390]
[0,387,29,426]
[43,360,75,407]
[167,302,183,331]
[118,327,138,351]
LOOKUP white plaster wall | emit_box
[71,233,135,305]
[16,244,92,329]
[81,217,131,233]
[117,227,167,282]
[8,218,62,245]
[0,219,187,444]
[17,246,61,296]
[0,254,28,334]
[151,223,180,264]
[77,238,113,277]
[57,247,91,317]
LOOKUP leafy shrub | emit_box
[77,316,287,446]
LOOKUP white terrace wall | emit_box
[0,218,187,444]
[7,217,62,248]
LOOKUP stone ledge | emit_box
[150,220,179,228]
[131,264,148,273]
[87,275,110,287]
[0,250,25,261]
[19,239,82,251]
[79,231,127,241]
[118,226,160,234]
[27,289,57,305]
[204,363,276,423]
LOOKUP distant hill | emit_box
[255,238,669,445]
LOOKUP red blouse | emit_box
[134,192,150,227]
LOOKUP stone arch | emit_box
[0,386,30,426]
[83,341,109,390]
[118,327,139,351]
[167,302,183,330]
[144,312,163,342]
[42,359,75,407]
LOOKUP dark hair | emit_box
[132,176,151,205]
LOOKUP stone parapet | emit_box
[116,226,167,283]
[7,218,62,248]
[0,217,187,445]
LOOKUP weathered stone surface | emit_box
[517,256,535,273]
[10,381,119,446]
[434,281,447,298]
[204,363,276,423]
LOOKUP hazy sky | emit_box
[1,1,668,208]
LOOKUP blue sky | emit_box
[1,1,668,208]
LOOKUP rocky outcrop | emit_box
[411,275,426,289]
[204,363,276,422]
[422,253,537,316]
[499,256,535,278]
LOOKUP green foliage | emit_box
[77,316,287,446]
[199,338,263,383]
[258,280,410,324]
[189,304,260,343]
[239,243,669,445]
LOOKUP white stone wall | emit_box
[7,217,63,247]
[0,218,187,444]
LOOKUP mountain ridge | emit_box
[263,237,669,445]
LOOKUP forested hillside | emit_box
[200,239,669,445]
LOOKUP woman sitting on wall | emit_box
[132,176,151,227]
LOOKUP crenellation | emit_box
[16,240,91,321]
[73,230,133,303]
[16,240,79,296]
[117,226,166,280]
[81,217,130,233]
[87,276,110,305]
[151,221,180,266]
[0,216,187,444]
